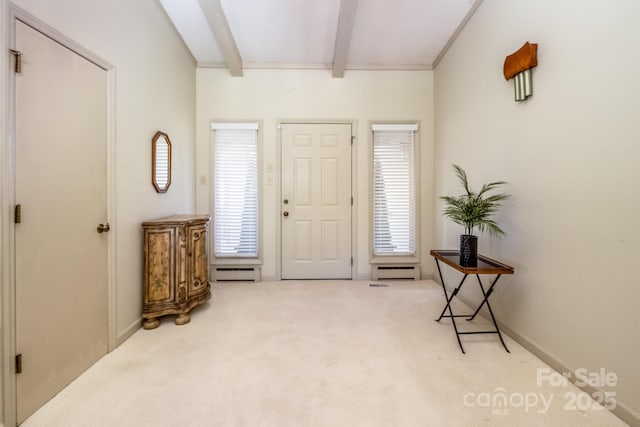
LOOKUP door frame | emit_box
[1,5,117,425]
[276,120,357,280]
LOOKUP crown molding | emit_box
[196,62,432,72]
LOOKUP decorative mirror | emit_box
[152,131,172,193]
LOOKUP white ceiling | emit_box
[159,0,481,77]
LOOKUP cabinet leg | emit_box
[143,317,160,330]
[175,313,191,326]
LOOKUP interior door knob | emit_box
[97,223,110,233]
[283,211,289,217]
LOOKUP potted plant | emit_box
[440,164,509,266]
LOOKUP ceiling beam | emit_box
[332,0,359,78]
[198,0,243,77]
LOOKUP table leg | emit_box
[436,274,469,321]
[465,274,510,353]
[466,274,499,320]
[434,259,467,354]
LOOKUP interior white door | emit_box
[14,20,108,423]
[281,123,352,279]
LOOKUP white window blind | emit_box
[213,125,258,257]
[372,127,416,256]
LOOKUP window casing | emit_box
[211,122,260,259]
[371,123,419,260]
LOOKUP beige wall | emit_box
[0,2,195,419]
[4,0,635,423]
[434,0,640,423]
[196,68,434,279]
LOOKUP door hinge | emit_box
[351,196,353,206]
[10,49,22,73]
[351,136,355,145]
[15,354,22,374]
[351,257,353,266]
[15,204,21,224]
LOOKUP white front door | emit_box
[14,20,109,423]
[281,123,352,279]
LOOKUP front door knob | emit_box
[283,211,289,217]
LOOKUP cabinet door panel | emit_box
[145,229,175,303]
[177,227,188,303]
[189,224,209,294]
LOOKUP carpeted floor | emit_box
[22,280,626,426]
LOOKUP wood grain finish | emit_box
[147,230,173,302]
[430,250,514,275]
[142,215,211,329]
[503,41,538,80]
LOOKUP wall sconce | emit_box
[504,42,538,102]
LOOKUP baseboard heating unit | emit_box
[371,264,420,280]
[212,265,261,282]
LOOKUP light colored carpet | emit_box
[22,280,626,426]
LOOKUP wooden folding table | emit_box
[431,250,514,354]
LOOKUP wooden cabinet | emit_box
[142,215,211,329]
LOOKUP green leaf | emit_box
[440,165,509,238]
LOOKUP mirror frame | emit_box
[152,131,172,193]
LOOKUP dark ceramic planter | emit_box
[459,235,478,267]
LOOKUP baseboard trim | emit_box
[116,317,141,347]
[497,321,639,426]
[441,282,638,426]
